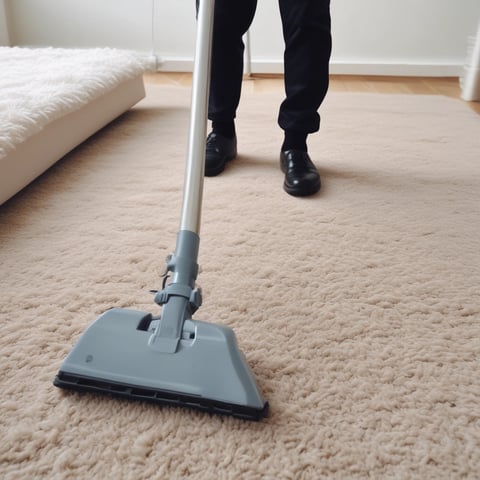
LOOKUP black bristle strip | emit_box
[54,371,269,421]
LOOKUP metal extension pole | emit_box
[244,29,252,78]
[179,0,215,234]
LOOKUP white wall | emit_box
[0,0,10,45]
[5,0,480,76]
[330,0,480,75]
[5,0,154,51]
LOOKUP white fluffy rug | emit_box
[0,47,151,159]
[1,84,479,479]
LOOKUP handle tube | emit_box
[179,0,215,234]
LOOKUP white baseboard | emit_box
[156,56,463,77]
[330,62,463,77]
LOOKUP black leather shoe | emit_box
[280,150,321,197]
[205,132,237,176]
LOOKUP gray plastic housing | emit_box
[56,307,268,416]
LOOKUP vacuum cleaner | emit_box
[53,0,269,421]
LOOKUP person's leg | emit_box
[278,0,331,146]
[197,0,257,126]
[196,0,257,175]
[278,0,332,196]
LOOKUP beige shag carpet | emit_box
[1,84,480,479]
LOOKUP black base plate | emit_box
[54,371,269,421]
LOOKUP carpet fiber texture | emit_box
[1,85,479,479]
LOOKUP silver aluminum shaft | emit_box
[179,0,214,234]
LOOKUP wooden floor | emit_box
[143,73,480,115]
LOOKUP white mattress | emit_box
[0,47,150,205]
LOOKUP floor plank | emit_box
[143,73,480,114]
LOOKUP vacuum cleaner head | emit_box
[54,308,269,421]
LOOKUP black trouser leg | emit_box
[196,0,257,122]
[278,0,332,134]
